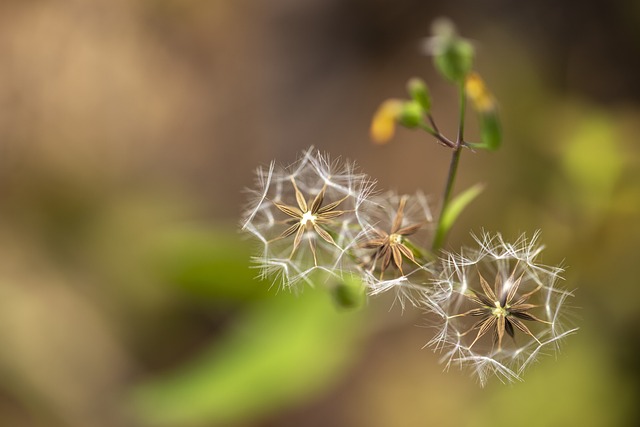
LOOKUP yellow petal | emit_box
[465,72,495,112]
[370,99,402,144]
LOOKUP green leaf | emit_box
[128,291,364,426]
[479,110,502,150]
[433,183,485,250]
[464,111,502,151]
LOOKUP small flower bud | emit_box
[429,19,474,83]
[407,77,431,113]
[331,274,366,309]
[398,101,423,129]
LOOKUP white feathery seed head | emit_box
[241,147,375,290]
[427,231,577,386]
[356,190,436,308]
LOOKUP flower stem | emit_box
[432,83,466,251]
[419,119,456,148]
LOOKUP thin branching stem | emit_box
[420,116,456,148]
[432,82,466,251]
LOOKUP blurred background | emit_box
[1,0,639,426]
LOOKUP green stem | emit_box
[419,118,456,148]
[432,83,467,251]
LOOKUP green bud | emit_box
[479,110,502,150]
[435,39,474,83]
[407,77,432,112]
[430,19,474,83]
[331,274,365,310]
[398,101,423,128]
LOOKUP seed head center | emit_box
[492,301,507,317]
[389,233,403,245]
[301,211,317,227]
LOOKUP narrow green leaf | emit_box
[479,111,502,150]
[465,111,502,151]
[433,183,485,250]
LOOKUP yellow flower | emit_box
[370,99,403,144]
[465,72,495,112]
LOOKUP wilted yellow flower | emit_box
[370,99,403,144]
[465,72,495,112]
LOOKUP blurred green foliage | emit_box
[130,289,365,426]
[467,330,635,427]
[560,112,624,227]
[149,228,271,301]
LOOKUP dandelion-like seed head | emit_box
[428,231,577,385]
[241,147,375,290]
[356,190,436,308]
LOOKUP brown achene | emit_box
[361,196,424,278]
[271,177,349,264]
[450,264,551,351]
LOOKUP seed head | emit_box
[427,231,577,385]
[356,190,435,308]
[241,147,375,289]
